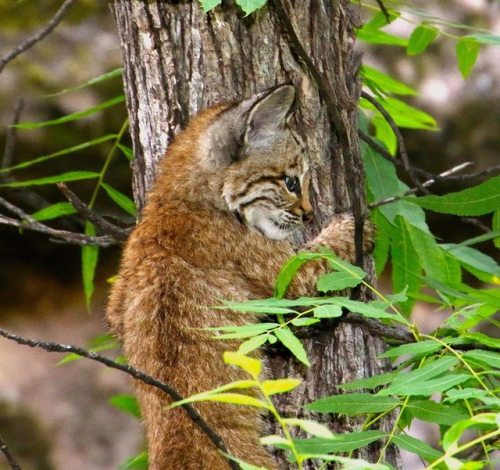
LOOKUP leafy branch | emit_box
[0,326,240,470]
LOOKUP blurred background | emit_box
[0,1,498,469]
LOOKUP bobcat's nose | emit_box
[302,210,313,223]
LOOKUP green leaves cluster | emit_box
[200,0,266,16]
[194,248,500,469]
[1,68,136,307]
[357,7,500,78]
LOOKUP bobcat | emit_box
[106,85,373,469]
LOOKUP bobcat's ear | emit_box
[243,84,296,152]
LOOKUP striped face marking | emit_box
[223,139,313,240]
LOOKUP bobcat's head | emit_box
[199,85,313,240]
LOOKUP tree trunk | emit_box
[112,1,401,468]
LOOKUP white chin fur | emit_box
[244,207,293,240]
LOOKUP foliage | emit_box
[2,1,499,469]
[177,251,500,469]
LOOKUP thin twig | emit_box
[2,99,25,169]
[0,327,239,470]
[0,196,117,247]
[0,0,78,74]
[361,91,428,194]
[0,434,21,470]
[461,217,491,234]
[57,183,131,241]
[374,0,391,23]
[369,162,473,209]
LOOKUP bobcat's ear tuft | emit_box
[244,84,296,152]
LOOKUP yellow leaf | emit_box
[261,378,301,396]
[205,393,269,409]
[224,351,262,378]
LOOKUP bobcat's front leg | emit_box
[308,213,375,263]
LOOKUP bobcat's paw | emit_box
[311,213,375,262]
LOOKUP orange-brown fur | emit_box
[107,88,372,469]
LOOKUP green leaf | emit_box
[261,378,301,396]
[392,434,441,462]
[45,68,123,97]
[372,113,397,156]
[117,143,134,161]
[442,243,500,277]
[407,400,467,425]
[238,334,269,355]
[200,0,222,13]
[456,37,481,78]
[290,317,320,326]
[379,356,458,395]
[412,176,500,216]
[493,210,500,248]
[313,304,343,319]
[372,211,391,277]
[31,202,77,221]
[120,451,148,470]
[14,95,125,129]
[0,171,100,188]
[360,65,417,96]
[379,340,441,359]
[340,371,398,391]
[218,300,296,315]
[221,454,268,470]
[274,328,310,366]
[463,350,500,369]
[196,392,269,408]
[390,217,422,314]
[443,413,498,452]
[274,252,322,298]
[108,394,141,418]
[316,271,364,292]
[224,352,262,378]
[407,25,438,55]
[283,419,334,438]
[381,373,470,397]
[363,10,400,31]
[461,332,500,350]
[357,28,408,46]
[407,224,461,287]
[82,222,99,308]
[360,96,437,130]
[305,393,399,415]
[334,297,406,323]
[444,388,488,404]
[101,183,137,217]
[260,434,291,448]
[0,135,117,174]
[234,0,267,16]
[294,431,387,454]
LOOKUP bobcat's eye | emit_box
[284,176,300,194]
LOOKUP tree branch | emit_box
[369,162,473,209]
[0,434,21,470]
[361,91,428,194]
[0,196,118,247]
[0,327,239,470]
[57,183,131,241]
[0,0,78,74]
[374,0,391,23]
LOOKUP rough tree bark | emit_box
[112,1,401,468]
